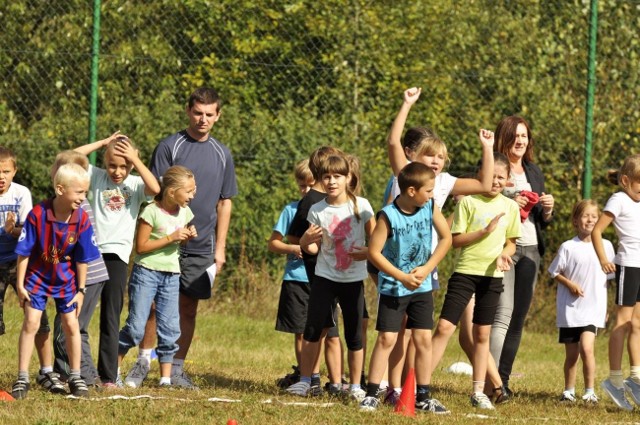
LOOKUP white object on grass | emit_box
[447,361,473,375]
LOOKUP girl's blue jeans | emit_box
[118,264,181,364]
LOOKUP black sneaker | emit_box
[37,371,67,394]
[11,379,30,400]
[68,377,89,398]
[276,365,300,389]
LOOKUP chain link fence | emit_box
[1,1,639,320]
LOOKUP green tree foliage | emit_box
[1,1,639,326]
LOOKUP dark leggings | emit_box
[97,254,128,383]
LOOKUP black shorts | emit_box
[304,276,363,350]
[376,291,434,332]
[276,280,310,334]
[439,272,503,326]
[558,325,597,344]
[615,265,640,306]
[179,253,214,300]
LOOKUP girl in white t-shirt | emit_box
[286,154,375,400]
[549,199,614,404]
[381,87,502,404]
[593,154,640,411]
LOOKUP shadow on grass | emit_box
[199,372,279,395]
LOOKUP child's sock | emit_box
[40,365,53,374]
[393,387,403,394]
[139,349,153,366]
[630,366,640,384]
[311,373,321,387]
[564,386,575,395]
[18,370,29,382]
[584,387,594,395]
[379,379,389,391]
[416,384,431,402]
[610,370,624,388]
[159,377,171,385]
[366,382,380,397]
[171,359,184,376]
[299,376,312,385]
[70,370,81,381]
[472,380,485,394]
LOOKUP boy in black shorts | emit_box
[359,162,452,413]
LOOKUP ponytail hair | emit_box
[155,165,195,202]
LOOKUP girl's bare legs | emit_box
[563,342,580,394]
[580,331,596,392]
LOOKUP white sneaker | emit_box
[560,391,577,402]
[349,387,366,402]
[470,392,495,410]
[582,392,598,404]
[124,358,150,388]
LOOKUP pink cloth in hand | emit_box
[519,190,539,222]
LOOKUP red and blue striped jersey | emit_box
[15,199,101,298]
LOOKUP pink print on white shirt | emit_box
[329,216,354,271]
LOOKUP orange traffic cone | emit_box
[226,420,237,425]
[394,367,415,417]
[0,390,15,402]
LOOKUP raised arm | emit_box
[113,139,160,196]
[74,131,122,156]
[451,128,494,196]
[388,88,421,177]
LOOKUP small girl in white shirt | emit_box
[548,199,614,404]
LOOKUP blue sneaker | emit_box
[285,381,310,397]
[601,379,633,411]
[624,378,640,406]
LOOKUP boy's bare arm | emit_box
[554,274,584,297]
[416,205,451,277]
[368,215,421,290]
[267,231,302,258]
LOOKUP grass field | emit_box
[0,288,638,425]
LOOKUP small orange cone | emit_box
[226,420,237,425]
[394,367,415,417]
[0,390,15,402]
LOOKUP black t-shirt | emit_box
[287,189,326,283]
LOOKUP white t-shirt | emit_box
[307,196,374,283]
[389,171,457,209]
[604,191,640,267]
[87,165,149,263]
[548,236,614,328]
[0,182,33,263]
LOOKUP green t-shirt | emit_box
[135,202,194,273]
[451,194,521,277]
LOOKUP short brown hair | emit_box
[397,162,435,194]
[0,147,17,168]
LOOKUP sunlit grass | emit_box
[0,284,637,424]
